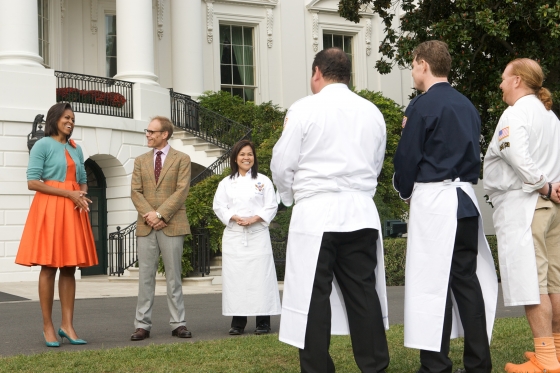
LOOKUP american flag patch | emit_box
[498,126,510,141]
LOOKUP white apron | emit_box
[491,190,540,306]
[221,223,282,316]
[404,181,498,351]
[278,193,389,349]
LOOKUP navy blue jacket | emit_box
[393,82,481,218]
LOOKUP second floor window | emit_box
[220,25,255,102]
[37,0,49,67]
[323,33,354,88]
[106,15,117,78]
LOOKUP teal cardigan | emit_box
[27,137,87,184]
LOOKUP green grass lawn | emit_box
[0,317,533,373]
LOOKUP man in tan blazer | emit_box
[130,116,192,341]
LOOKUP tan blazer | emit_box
[131,146,191,237]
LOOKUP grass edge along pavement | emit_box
[0,317,532,373]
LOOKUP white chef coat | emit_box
[484,94,560,306]
[271,83,389,349]
[213,171,277,226]
[213,172,281,316]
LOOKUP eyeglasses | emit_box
[144,129,164,135]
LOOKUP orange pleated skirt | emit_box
[16,150,98,268]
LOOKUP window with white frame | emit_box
[105,14,117,78]
[37,0,49,67]
[219,25,256,102]
[323,33,354,88]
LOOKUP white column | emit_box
[171,0,203,97]
[0,0,44,67]
[114,0,158,85]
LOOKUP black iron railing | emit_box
[190,151,232,186]
[108,222,137,276]
[191,227,211,276]
[55,71,133,118]
[271,239,287,281]
[170,90,252,150]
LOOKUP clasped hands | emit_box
[232,215,260,226]
[143,211,167,231]
[70,190,91,213]
[546,182,560,204]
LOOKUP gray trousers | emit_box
[134,230,186,331]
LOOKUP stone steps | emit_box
[109,267,215,286]
[109,257,225,286]
[173,130,226,159]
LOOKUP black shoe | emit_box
[254,323,271,335]
[171,326,192,338]
[229,327,244,335]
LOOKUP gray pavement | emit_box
[0,277,524,357]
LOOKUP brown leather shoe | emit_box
[171,326,192,338]
[130,328,150,341]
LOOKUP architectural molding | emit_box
[205,0,214,43]
[212,0,277,7]
[61,0,66,22]
[307,0,373,15]
[365,19,372,56]
[90,0,98,34]
[266,8,273,48]
[312,12,319,53]
[157,0,164,40]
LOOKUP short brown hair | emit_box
[229,139,258,179]
[150,115,174,139]
[507,58,553,110]
[413,40,451,78]
[45,102,74,140]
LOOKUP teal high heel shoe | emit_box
[58,328,87,345]
[43,332,60,347]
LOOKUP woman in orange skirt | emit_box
[16,103,98,347]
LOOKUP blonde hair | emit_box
[150,115,174,138]
[508,58,553,110]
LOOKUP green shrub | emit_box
[356,90,408,223]
[198,91,286,147]
[383,238,407,286]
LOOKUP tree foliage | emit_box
[339,0,560,151]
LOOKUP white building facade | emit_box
[0,0,414,282]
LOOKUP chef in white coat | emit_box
[271,47,389,373]
[484,58,560,373]
[213,140,281,335]
[393,41,498,373]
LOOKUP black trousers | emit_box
[418,216,492,373]
[231,315,270,329]
[299,228,389,373]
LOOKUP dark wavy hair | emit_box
[229,139,258,179]
[44,102,74,140]
[312,48,351,85]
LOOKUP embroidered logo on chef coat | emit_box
[255,182,264,192]
[498,126,510,141]
[284,117,289,128]
[402,116,407,128]
[499,142,510,151]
